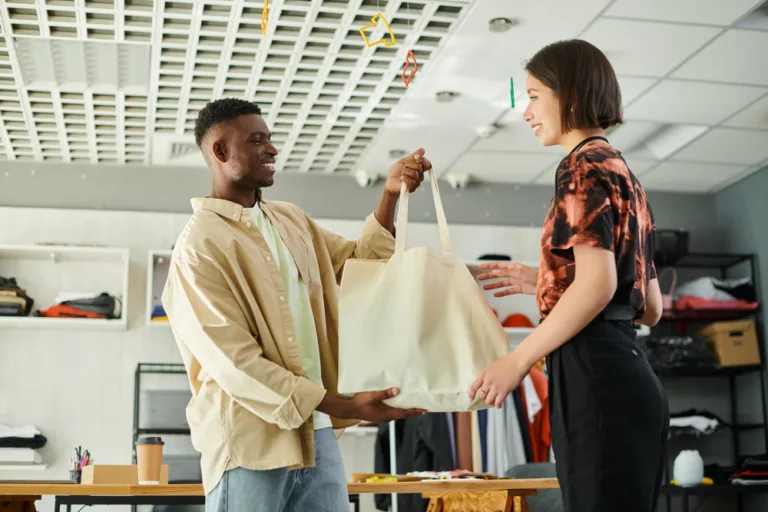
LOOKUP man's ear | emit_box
[211,139,228,164]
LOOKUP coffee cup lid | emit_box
[136,436,164,446]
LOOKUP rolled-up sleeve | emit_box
[162,253,326,430]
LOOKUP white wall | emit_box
[0,205,542,512]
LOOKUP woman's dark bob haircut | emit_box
[525,39,623,133]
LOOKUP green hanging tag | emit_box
[510,77,515,109]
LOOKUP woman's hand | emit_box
[469,353,530,408]
[477,261,538,297]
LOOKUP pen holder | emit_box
[70,469,82,483]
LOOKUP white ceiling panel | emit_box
[672,30,768,86]
[640,160,749,192]
[623,156,660,176]
[672,127,768,165]
[722,93,768,130]
[625,79,768,125]
[451,151,559,183]
[472,119,561,154]
[604,0,764,26]
[617,76,658,106]
[581,19,720,77]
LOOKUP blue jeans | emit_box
[206,427,349,512]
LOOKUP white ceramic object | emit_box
[673,450,704,487]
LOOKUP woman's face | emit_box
[523,74,563,147]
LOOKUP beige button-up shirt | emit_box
[161,196,395,494]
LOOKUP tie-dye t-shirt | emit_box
[536,137,657,319]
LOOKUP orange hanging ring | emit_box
[402,50,418,87]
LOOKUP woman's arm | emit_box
[636,277,662,327]
[470,245,617,407]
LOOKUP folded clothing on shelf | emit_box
[0,448,42,465]
[675,276,757,303]
[0,276,34,316]
[732,454,768,485]
[0,424,47,449]
[637,335,719,371]
[34,292,121,319]
[669,409,726,436]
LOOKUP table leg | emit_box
[505,494,531,512]
[2,496,39,512]
[426,497,443,512]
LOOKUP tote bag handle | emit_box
[394,168,453,258]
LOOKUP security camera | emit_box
[445,173,471,190]
[354,169,379,188]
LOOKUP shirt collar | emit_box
[191,196,267,221]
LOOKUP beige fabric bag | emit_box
[337,170,510,412]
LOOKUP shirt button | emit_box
[266,256,272,262]
[279,296,285,301]
[246,222,252,227]
[232,213,238,219]
[288,336,294,343]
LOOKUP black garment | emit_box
[546,318,669,512]
[0,434,47,449]
[512,388,534,463]
[373,414,454,512]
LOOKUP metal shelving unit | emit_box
[131,363,190,464]
[652,253,767,512]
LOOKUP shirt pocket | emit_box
[301,234,322,285]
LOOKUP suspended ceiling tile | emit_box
[672,127,768,165]
[640,160,749,192]
[581,18,720,77]
[625,79,768,125]
[604,0,764,26]
[722,93,768,130]
[672,29,768,86]
[451,151,560,184]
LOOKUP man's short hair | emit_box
[194,98,262,148]
[525,39,623,133]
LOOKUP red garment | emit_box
[528,367,551,463]
[675,295,758,310]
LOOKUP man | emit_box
[161,98,429,512]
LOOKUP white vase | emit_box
[673,450,704,487]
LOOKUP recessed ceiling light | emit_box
[488,17,518,33]
[435,90,460,103]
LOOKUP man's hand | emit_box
[469,354,529,408]
[383,148,432,196]
[477,261,538,297]
[351,388,426,422]
[317,387,426,422]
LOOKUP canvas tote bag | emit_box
[337,169,510,412]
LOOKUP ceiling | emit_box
[0,0,767,194]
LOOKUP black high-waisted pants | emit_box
[546,317,670,512]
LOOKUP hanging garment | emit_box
[445,412,457,469]
[478,409,488,473]
[514,387,534,462]
[337,171,509,411]
[527,367,551,463]
[486,405,510,476]
[471,411,483,473]
[454,412,473,471]
[503,393,528,469]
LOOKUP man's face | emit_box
[212,114,278,189]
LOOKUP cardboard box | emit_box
[80,465,169,485]
[698,320,761,367]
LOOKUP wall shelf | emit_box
[0,465,48,471]
[0,244,129,331]
[146,250,173,327]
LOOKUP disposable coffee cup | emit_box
[136,436,164,485]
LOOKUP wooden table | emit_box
[0,478,558,512]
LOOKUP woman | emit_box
[469,39,669,512]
